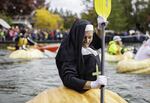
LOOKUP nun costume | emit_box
[56,19,102,92]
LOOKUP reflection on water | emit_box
[0,50,150,103]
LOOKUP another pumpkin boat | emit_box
[104,51,134,62]
[9,48,44,59]
[117,58,150,74]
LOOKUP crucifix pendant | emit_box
[92,64,101,79]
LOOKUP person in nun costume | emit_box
[56,19,107,92]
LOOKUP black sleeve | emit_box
[60,62,86,92]
[90,32,102,50]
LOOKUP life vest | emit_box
[18,37,28,47]
[107,41,122,55]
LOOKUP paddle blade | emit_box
[94,0,111,19]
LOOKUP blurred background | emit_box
[0,0,150,43]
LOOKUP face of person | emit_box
[82,31,93,48]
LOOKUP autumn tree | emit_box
[34,8,63,30]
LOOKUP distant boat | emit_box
[36,44,60,52]
[9,48,44,59]
[7,43,60,53]
[117,58,150,74]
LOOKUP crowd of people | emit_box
[0,26,68,42]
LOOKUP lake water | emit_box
[0,46,150,103]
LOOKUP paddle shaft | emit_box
[94,0,111,102]
[100,23,106,103]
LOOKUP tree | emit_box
[108,0,129,32]
[0,0,45,16]
[33,8,63,30]
[52,8,78,30]
[143,0,150,31]
[119,0,134,29]
[82,0,131,32]
[81,0,97,26]
[62,10,78,29]
[81,0,150,33]
[81,8,98,27]
[0,12,12,24]
[132,0,150,33]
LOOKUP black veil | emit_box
[56,19,91,62]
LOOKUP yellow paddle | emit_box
[94,0,111,19]
[94,0,111,103]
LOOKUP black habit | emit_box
[56,19,101,92]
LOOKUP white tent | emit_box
[0,18,11,29]
[12,20,32,29]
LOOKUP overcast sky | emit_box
[45,0,86,16]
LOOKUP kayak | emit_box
[9,48,44,59]
[36,44,60,52]
[117,59,150,74]
[43,50,56,58]
[105,51,134,62]
[7,44,60,53]
[26,86,128,103]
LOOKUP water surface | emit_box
[0,49,149,103]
